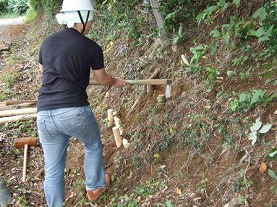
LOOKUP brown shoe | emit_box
[87,174,111,202]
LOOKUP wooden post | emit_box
[112,126,122,148]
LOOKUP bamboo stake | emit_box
[114,116,123,135]
[112,126,122,148]
[107,109,114,128]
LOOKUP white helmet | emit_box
[60,0,93,12]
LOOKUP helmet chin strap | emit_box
[77,11,90,33]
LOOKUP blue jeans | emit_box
[37,106,105,207]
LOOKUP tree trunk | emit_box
[150,0,167,40]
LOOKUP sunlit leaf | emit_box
[196,13,206,25]
[233,0,240,7]
[250,118,262,132]
[258,35,270,43]
[239,92,251,103]
[268,169,277,180]
[252,7,267,21]
[255,27,265,37]
[204,6,218,14]
[210,29,221,38]
[249,131,257,145]
[165,200,174,207]
[269,148,277,158]
[250,90,265,105]
[258,123,273,133]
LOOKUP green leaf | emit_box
[239,92,251,103]
[249,131,258,145]
[269,148,277,158]
[165,200,174,207]
[227,70,235,77]
[258,25,273,43]
[194,45,205,51]
[250,90,265,105]
[268,169,277,180]
[233,0,240,7]
[252,7,267,21]
[258,35,270,43]
[255,27,265,37]
[258,123,273,133]
[210,29,221,38]
[250,118,262,131]
[204,6,218,14]
[196,13,206,25]
[210,44,217,55]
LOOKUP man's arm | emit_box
[93,68,126,87]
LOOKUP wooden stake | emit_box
[147,85,154,95]
[22,144,28,182]
[107,109,114,128]
[114,116,123,135]
[112,126,122,148]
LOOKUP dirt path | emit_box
[0,17,24,51]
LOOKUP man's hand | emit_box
[113,78,127,87]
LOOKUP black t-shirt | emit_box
[37,28,104,112]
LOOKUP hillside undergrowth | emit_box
[0,0,276,206]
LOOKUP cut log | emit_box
[0,108,37,118]
[0,104,12,111]
[0,114,37,125]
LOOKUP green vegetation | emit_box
[0,0,28,16]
